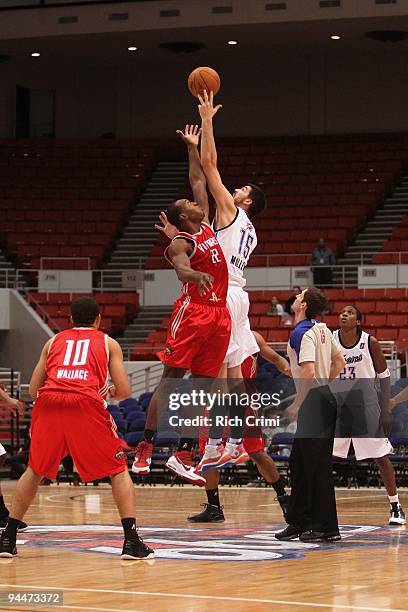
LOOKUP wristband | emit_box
[377,368,390,379]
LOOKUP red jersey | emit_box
[38,328,109,405]
[165,222,228,306]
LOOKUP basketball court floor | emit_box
[0,483,407,611]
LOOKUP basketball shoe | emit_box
[188,503,225,522]
[0,515,28,531]
[222,442,249,467]
[165,451,205,486]
[196,443,232,473]
[121,536,155,560]
[389,502,406,525]
[0,531,17,558]
[131,441,153,474]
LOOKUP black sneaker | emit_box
[187,503,225,523]
[275,524,302,541]
[0,516,28,531]
[277,494,290,520]
[299,530,341,543]
[389,502,406,526]
[0,532,17,558]
[121,537,154,560]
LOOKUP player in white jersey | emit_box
[196,91,267,470]
[0,384,25,529]
[157,114,267,473]
[332,305,405,525]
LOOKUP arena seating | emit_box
[130,288,408,359]
[373,215,408,264]
[26,291,139,335]
[145,135,407,268]
[0,139,154,269]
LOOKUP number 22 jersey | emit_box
[38,328,110,405]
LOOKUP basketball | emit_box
[188,66,221,98]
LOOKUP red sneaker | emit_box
[131,441,153,474]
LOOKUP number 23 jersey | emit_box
[333,329,376,379]
[38,328,109,404]
[212,207,257,288]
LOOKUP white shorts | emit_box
[333,437,393,461]
[225,286,259,368]
[0,443,6,457]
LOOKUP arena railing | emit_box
[0,255,407,293]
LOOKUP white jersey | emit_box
[212,207,257,288]
[333,330,376,379]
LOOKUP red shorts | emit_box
[158,298,231,377]
[29,391,127,482]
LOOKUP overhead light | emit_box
[31,52,41,57]
[127,46,138,51]
[228,40,238,45]
[330,35,341,40]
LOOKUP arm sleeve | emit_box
[298,332,316,364]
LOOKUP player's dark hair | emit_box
[302,287,328,319]
[166,200,183,228]
[247,183,267,218]
[71,297,100,327]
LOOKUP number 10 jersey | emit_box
[38,328,109,405]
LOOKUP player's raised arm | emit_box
[177,124,210,223]
[168,238,213,296]
[107,338,131,400]
[198,91,236,223]
[29,339,52,397]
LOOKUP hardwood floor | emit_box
[0,482,407,611]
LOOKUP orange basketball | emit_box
[188,67,221,98]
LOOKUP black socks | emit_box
[206,488,221,508]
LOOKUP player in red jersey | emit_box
[131,176,231,483]
[0,297,154,560]
[188,331,291,522]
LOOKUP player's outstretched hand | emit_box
[197,272,214,296]
[8,398,24,418]
[176,124,201,147]
[155,211,178,240]
[198,90,222,120]
[276,356,292,377]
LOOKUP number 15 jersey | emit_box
[38,328,109,405]
[212,208,257,288]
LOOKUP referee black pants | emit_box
[286,386,339,534]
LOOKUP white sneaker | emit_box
[166,453,205,486]
[224,442,249,466]
[196,443,232,473]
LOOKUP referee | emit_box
[275,287,345,543]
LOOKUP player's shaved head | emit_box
[166,199,184,228]
[71,297,100,327]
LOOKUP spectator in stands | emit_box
[284,287,302,315]
[311,239,336,288]
[267,296,285,317]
